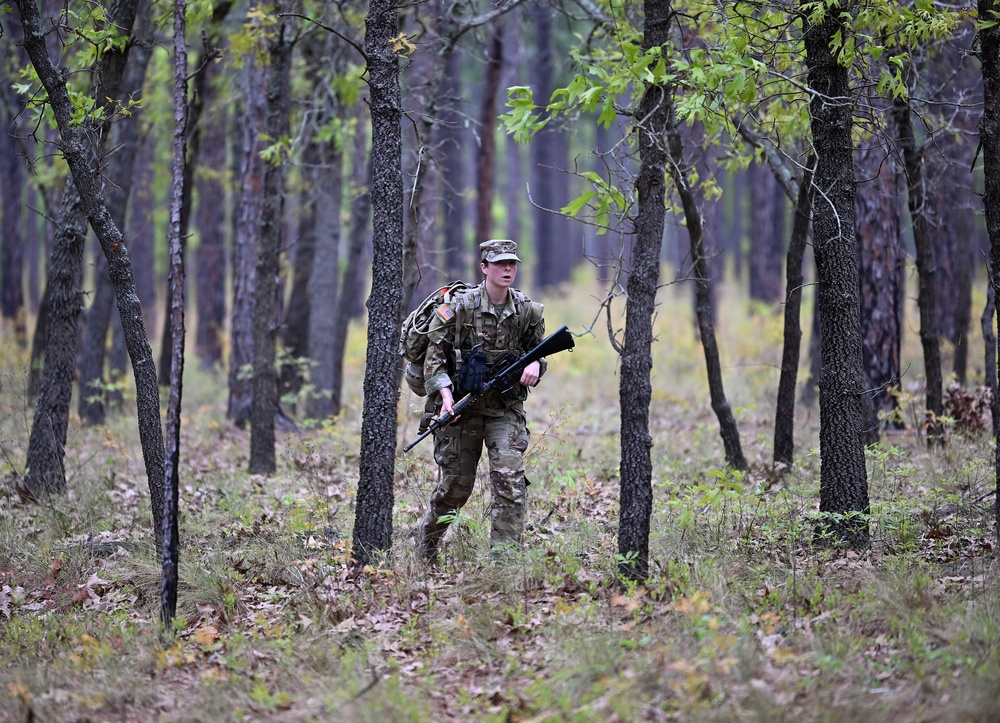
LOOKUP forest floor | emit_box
[1,277,998,722]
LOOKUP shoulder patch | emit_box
[435,304,455,322]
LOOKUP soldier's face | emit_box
[482,259,518,289]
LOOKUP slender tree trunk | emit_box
[228,30,267,427]
[15,0,165,541]
[249,4,294,475]
[983,284,997,438]
[440,49,467,279]
[892,90,944,443]
[304,136,345,422]
[353,0,404,567]
[530,2,557,290]
[773,159,814,469]
[667,119,747,471]
[475,18,504,249]
[804,2,869,549]
[617,0,672,582]
[978,0,1000,545]
[79,0,154,425]
[748,161,783,304]
[325,127,373,418]
[0,71,26,342]
[855,142,904,445]
[162,0,188,630]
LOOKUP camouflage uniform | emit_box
[417,249,546,562]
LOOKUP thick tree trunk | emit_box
[892,91,944,443]
[249,5,294,475]
[804,3,869,549]
[855,143,904,445]
[617,0,672,582]
[16,0,165,541]
[773,159,814,469]
[978,0,1000,545]
[352,0,404,567]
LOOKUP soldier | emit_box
[416,239,547,564]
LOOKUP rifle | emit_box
[403,325,575,453]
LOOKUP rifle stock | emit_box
[403,325,575,453]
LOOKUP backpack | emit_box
[399,281,473,395]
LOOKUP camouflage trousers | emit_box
[417,405,529,560]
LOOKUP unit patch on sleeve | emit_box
[435,304,455,323]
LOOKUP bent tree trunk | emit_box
[804,3,869,549]
[16,0,165,539]
[666,115,747,471]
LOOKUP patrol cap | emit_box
[480,239,521,263]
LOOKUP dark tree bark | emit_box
[668,125,747,471]
[0,46,27,342]
[162,0,189,630]
[855,142,904,445]
[323,125,373,419]
[15,0,165,540]
[529,2,558,290]
[194,78,228,369]
[803,3,869,549]
[748,160,784,304]
[228,26,268,427]
[892,89,944,443]
[249,3,294,475]
[352,0,404,568]
[978,0,1000,545]
[773,159,814,470]
[617,0,672,581]
[439,48,467,280]
[304,109,346,423]
[983,284,997,438]
[475,18,504,249]
[78,0,154,425]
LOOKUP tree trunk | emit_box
[352,0,404,568]
[475,18,504,250]
[79,0,154,425]
[748,161,784,304]
[439,48,467,279]
[855,142,904,446]
[0,63,26,342]
[978,0,1000,545]
[804,3,869,549]
[304,130,345,422]
[617,0,672,582]
[668,123,747,471]
[530,2,558,290]
[892,90,944,443]
[323,126,373,419]
[773,159,814,469]
[983,284,997,437]
[228,31,268,427]
[249,4,294,476]
[15,0,165,542]
[190,3,234,372]
[162,0,189,630]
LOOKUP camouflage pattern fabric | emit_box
[417,405,530,561]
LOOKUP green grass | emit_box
[1,271,998,720]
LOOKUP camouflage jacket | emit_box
[423,282,546,416]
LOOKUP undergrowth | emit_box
[1,277,998,721]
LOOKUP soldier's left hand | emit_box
[520,360,541,387]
